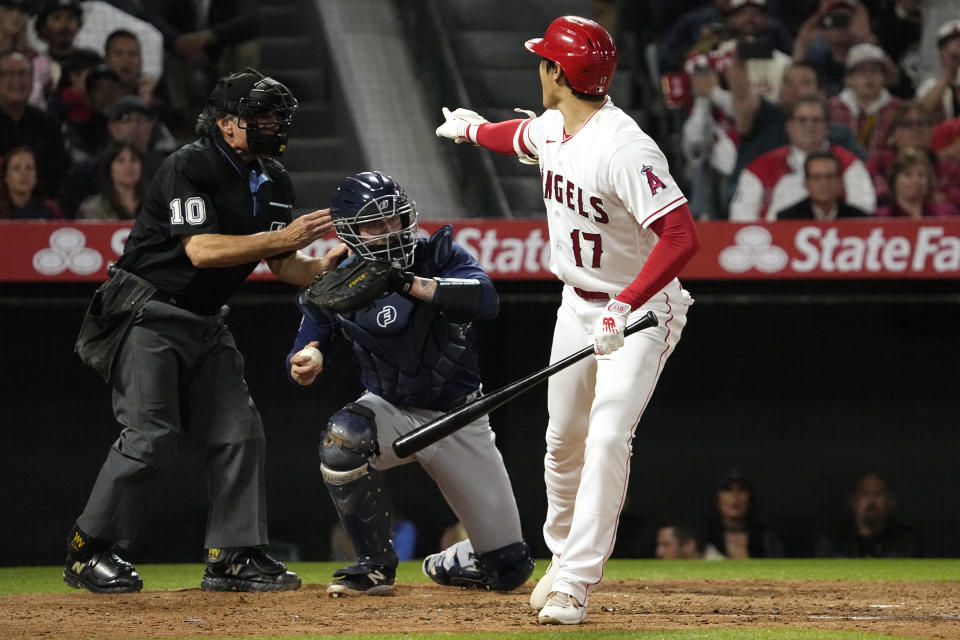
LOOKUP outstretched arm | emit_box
[436,107,538,162]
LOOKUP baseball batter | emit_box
[436,16,700,624]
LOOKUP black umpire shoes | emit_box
[63,551,143,594]
[326,564,396,597]
[200,547,301,592]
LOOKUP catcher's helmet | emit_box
[208,68,297,157]
[525,15,617,95]
[330,171,419,269]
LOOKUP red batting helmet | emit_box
[524,15,617,95]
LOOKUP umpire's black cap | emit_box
[208,70,262,115]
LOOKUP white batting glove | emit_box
[593,299,631,356]
[436,107,488,144]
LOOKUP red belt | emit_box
[573,287,610,301]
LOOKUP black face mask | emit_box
[238,78,298,158]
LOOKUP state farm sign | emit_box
[1,219,958,282]
[691,221,960,279]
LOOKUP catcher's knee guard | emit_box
[319,403,398,569]
[424,539,534,592]
[478,540,535,591]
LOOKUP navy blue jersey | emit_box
[288,226,498,410]
[117,136,295,311]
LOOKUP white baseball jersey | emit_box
[517,97,688,295]
[508,97,694,608]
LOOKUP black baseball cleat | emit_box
[63,552,143,594]
[200,547,301,592]
[326,564,396,597]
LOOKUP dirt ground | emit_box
[2,579,958,640]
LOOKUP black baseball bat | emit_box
[392,310,658,458]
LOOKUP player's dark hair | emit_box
[803,150,841,178]
[542,57,605,103]
[104,29,139,54]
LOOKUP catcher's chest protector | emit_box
[338,294,480,410]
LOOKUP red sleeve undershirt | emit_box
[474,120,699,310]
[616,203,700,310]
[474,119,527,155]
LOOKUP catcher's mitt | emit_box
[304,259,394,313]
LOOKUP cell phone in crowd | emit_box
[736,35,774,60]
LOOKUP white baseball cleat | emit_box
[538,590,586,625]
[529,560,559,608]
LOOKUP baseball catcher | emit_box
[288,171,534,596]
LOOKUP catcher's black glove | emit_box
[305,260,414,313]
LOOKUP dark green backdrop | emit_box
[2,279,957,566]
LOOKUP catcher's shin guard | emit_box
[321,463,398,568]
[320,403,398,568]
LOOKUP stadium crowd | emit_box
[2,0,959,223]
[0,0,257,220]
[638,0,960,220]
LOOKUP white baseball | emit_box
[296,346,324,368]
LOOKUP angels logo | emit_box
[640,165,667,196]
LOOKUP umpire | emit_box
[64,68,345,593]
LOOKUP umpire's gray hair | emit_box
[195,105,232,138]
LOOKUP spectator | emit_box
[655,523,722,559]
[0,145,63,219]
[47,46,100,124]
[151,0,260,134]
[76,140,143,219]
[659,0,792,74]
[778,150,869,219]
[0,0,54,108]
[62,63,122,164]
[724,58,866,212]
[829,42,902,158]
[0,50,67,196]
[915,20,960,121]
[730,94,875,220]
[103,28,155,103]
[32,0,83,78]
[794,0,880,97]
[70,1,164,83]
[930,114,960,163]
[681,60,736,219]
[723,0,793,101]
[59,94,167,217]
[870,0,923,97]
[705,469,783,558]
[866,102,960,206]
[874,148,960,217]
[816,471,921,557]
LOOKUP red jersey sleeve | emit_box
[615,204,700,310]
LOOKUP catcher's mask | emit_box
[330,171,419,268]
[209,68,298,157]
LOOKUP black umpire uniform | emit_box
[65,69,319,594]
